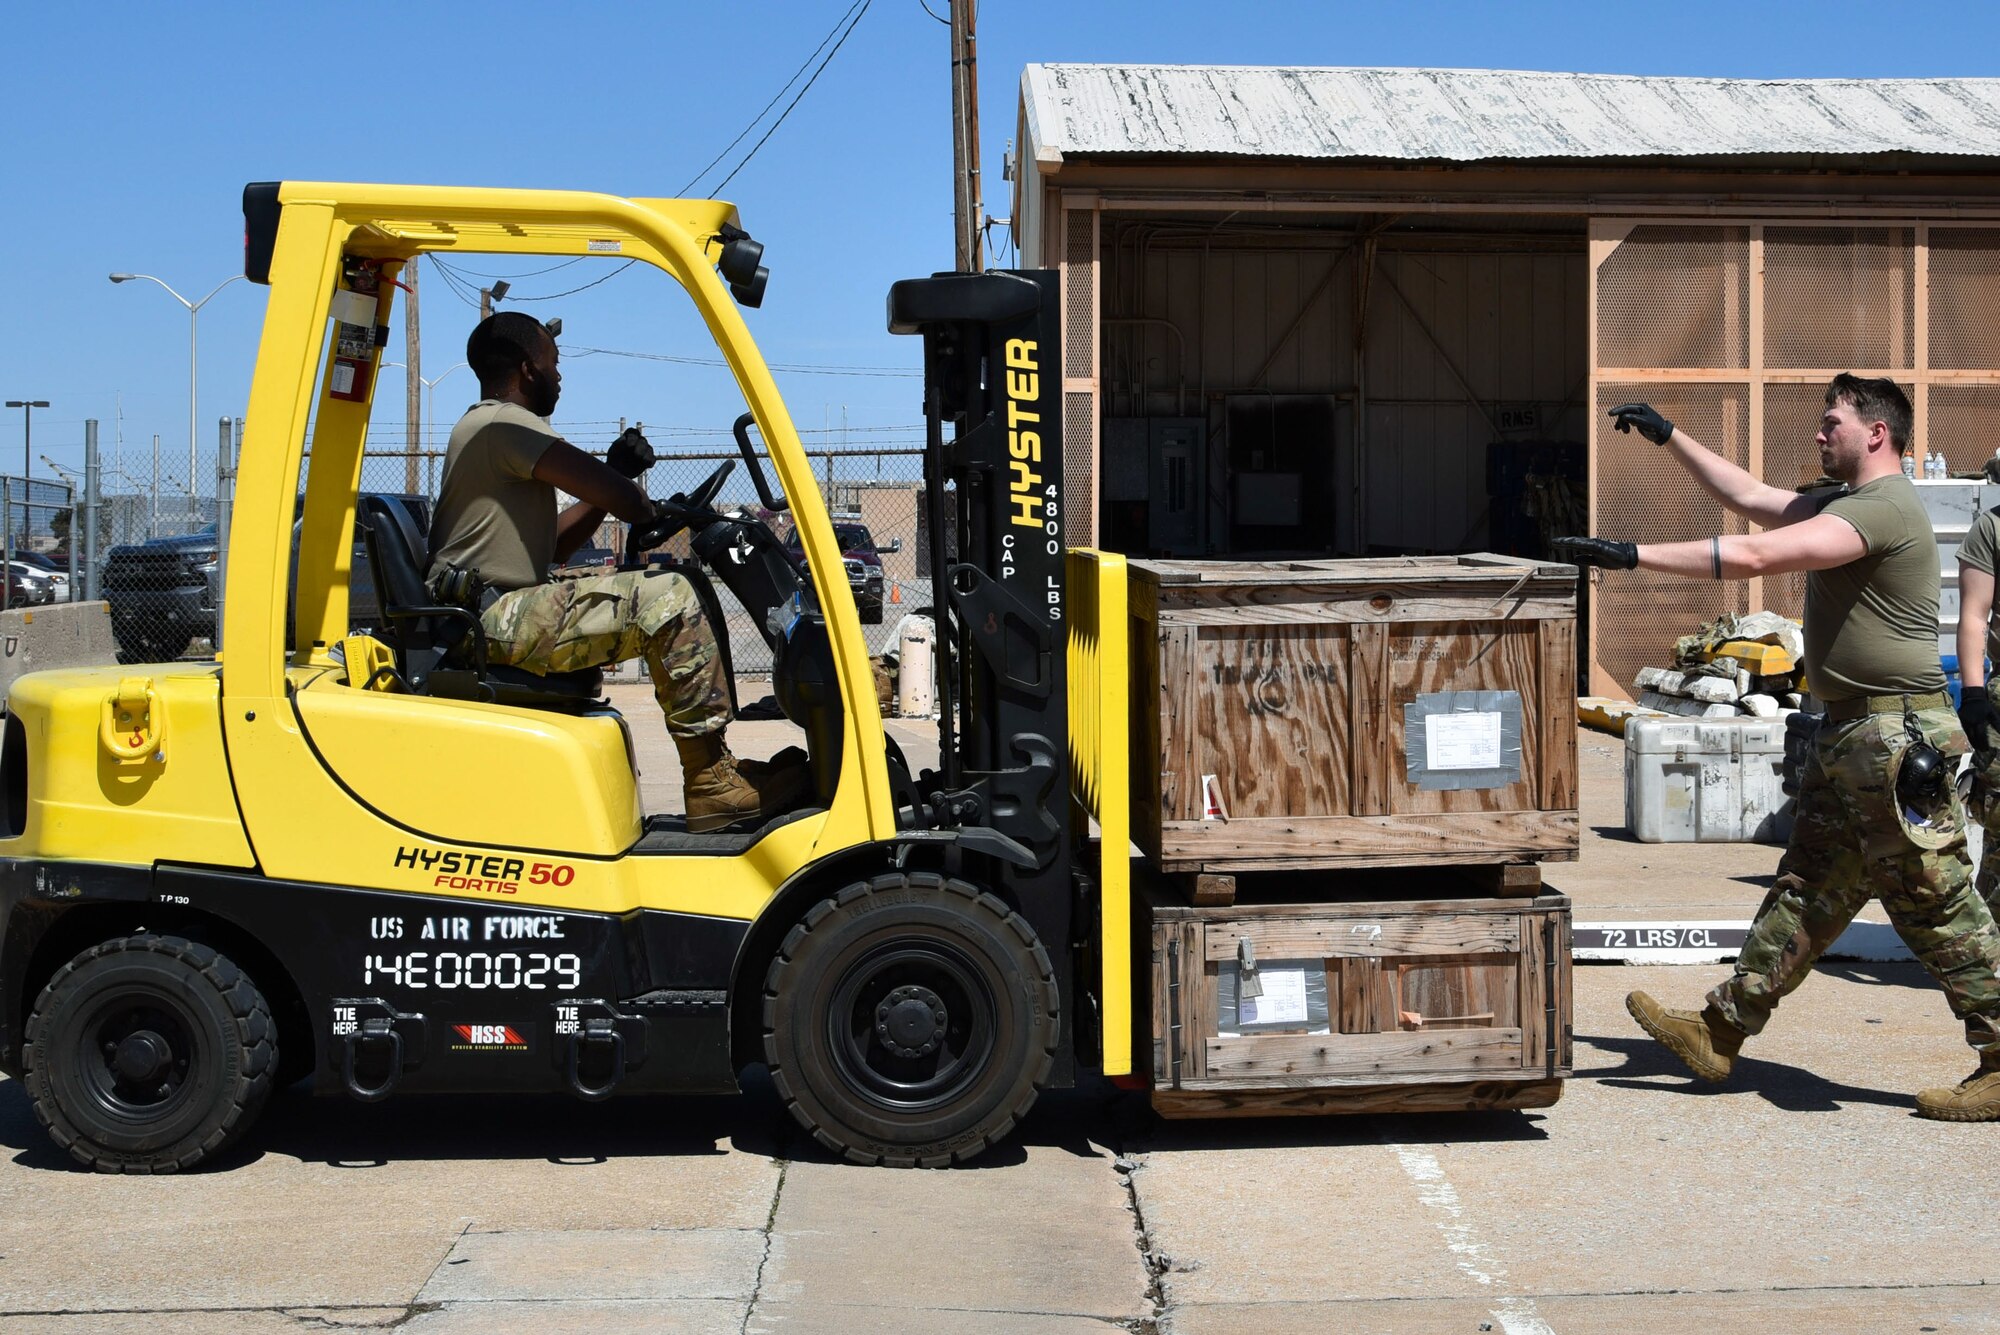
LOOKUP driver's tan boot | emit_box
[677,733,808,833]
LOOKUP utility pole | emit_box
[404,258,422,492]
[83,419,99,601]
[949,0,984,273]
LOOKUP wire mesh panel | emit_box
[1928,384,2000,477]
[1928,228,2000,370]
[1593,383,1751,693]
[1062,204,1098,547]
[1764,227,1914,370]
[1596,225,1749,370]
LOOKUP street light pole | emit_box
[5,400,50,482]
[108,273,244,525]
[423,363,469,494]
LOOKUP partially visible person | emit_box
[1954,501,2000,921]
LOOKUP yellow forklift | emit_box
[0,182,1134,1171]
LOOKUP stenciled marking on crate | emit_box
[1404,690,1524,790]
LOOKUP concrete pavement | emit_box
[6,962,1996,1332]
[5,705,1998,1331]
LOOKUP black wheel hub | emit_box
[83,1000,196,1115]
[110,1030,174,1084]
[875,984,948,1059]
[826,940,999,1113]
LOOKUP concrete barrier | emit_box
[0,602,118,705]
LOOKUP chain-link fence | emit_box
[0,475,79,614]
[98,420,930,684]
[349,442,932,676]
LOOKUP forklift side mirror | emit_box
[730,267,769,309]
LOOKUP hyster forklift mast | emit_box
[889,271,1073,1079]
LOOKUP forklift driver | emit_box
[426,311,801,832]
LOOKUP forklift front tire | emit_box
[763,873,1059,1168]
[23,935,278,1174]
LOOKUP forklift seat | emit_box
[356,495,603,711]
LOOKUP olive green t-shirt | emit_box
[1803,474,1945,701]
[426,400,560,592]
[1956,507,2000,667]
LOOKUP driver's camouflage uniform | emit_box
[427,398,730,739]
[483,570,729,738]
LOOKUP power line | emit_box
[491,260,638,303]
[677,0,865,196]
[710,0,874,197]
[569,343,919,378]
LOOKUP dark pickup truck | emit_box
[104,495,432,663]
[783,518,900,624]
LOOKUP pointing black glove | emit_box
[1608,402,1676,446]
[606,426,657,479]
[1960,684,1996,754]
[1551,536,1639,571]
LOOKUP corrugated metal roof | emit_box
[1022,65,2000,163]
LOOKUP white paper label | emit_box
[1239,968,1307,1025]
[329,362,356,396]
[587,238,622,253]
[1426,711,1503,771]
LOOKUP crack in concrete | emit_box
[1108,1133,1164,1335]
[738,1150,791,1334]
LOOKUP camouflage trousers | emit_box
[1969,749,2000,922]
[1709,705,2000,1057]
[481,569,729,738]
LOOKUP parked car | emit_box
[13,551,71,602]
[4,561,55,607]
[557,544,618,577]
[102,495,432,663]
[3,567,47,608]
[784,519,900,623]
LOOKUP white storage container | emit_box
[1625,716,1789,844]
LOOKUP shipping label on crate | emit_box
[1404,690,1524,790]
[1216,961,1330,1036]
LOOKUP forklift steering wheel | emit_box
[683,458,736,514]
[629,459,738,555]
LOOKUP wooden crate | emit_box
[1131,554,1578,873]
[1147,891,1573,1117]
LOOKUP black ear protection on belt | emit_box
[1897,702,1948,808]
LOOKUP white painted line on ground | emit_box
[1384,1140,1554,1335]
[1573,919,1912,965]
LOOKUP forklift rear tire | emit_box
[23,935,278,1174]
[763,873,1059,1167]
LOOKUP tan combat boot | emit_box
[1627,991,1745,1083]
[677,733,808,833]
[1914,1056,2000,1122]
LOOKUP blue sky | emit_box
[8,0,1999,490]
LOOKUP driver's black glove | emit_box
[1960,684,1996,754]
[606,426,657,479]
[1551,536,1639,571]
[630,500,687,552]
[1607,402,1675,446]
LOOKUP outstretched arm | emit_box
[1609,403,1820,529]
[1554,515,1864,579]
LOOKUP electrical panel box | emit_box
[1149,418,1206,555]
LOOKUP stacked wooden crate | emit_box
[1129,555,1578,1116]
